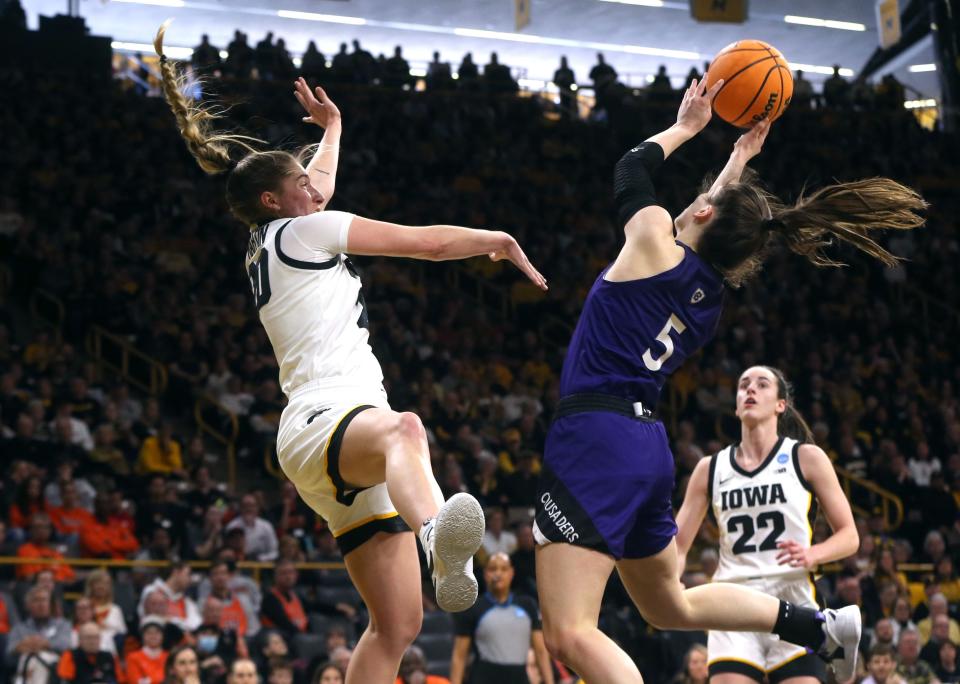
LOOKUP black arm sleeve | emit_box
[613,141,666,229]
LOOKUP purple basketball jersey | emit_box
[559,242,724,408]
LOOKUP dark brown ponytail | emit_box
[698,175,927,287]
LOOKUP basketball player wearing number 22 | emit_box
[532,77,926,684]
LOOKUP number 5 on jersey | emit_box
[642,313,686,371]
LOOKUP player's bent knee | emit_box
[370,610,422,653]
[542,625,587,664]
[393,411,427,446]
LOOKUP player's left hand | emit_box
[294,77,341,128]
[776,539,819,569]
[676,77,724,133]
[489,235,549,291]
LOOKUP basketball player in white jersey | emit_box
[154,26,546,684]
[676,366,859,684]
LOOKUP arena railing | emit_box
[0,554,935,584]
[194,392,240,491]
[835,465,905,532]
[86,325,168,396]
[0,555,347,583]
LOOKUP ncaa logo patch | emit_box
[777,453,789,464]
[690,288,705,304]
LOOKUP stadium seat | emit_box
[113,577,138,623]
[421,610,453,635]
[428,660,451,678]
[415,632,453,661]
[292,633,327,662]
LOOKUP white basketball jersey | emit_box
[244,211,384,397]
[710,437,815,581]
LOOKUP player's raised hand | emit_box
[489,235,548,291]
[732,117,772,161]
[294,77,341,129]
[676,76,724,134]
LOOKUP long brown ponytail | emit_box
[698,175,927,287]
[155,22,299,226]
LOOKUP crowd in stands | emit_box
[1,11,960,683]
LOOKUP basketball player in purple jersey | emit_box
[533,78,926,684]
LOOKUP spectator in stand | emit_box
[897,630,939,684]
[225,495,278,562]
[127,620,168,684]
[185,466,224,520]
[205,561,259,639]
[823,64,850,107]
[480,507,516,562]
[922,615,955,667]
[909,442,941,487]
[873,618,898,651]
[138,423,185,477]
[5,587,71,678]
[135,476,188,552]
[935,558,960,604]
[553,56,576,118]
[138,563,201,633]
[84,570,127,646]
[267,658,295,684]
[16,512,76,582]
[261,560,355,643]
[313,663,344,684]
[133,528,178,589]
[269,482,312,539]
[197,549,262,612]
[191,34,222,74]
[70,598,117,654]
[510,521,537,598]
[936,641,959,683]
[50,480,95,539]
[9,474,48,531]
[864,643,905,684]
[919,595,960,646]
[791,70,814,108]
[395,644,449,684]
[165,646,201,684]
[382,46,413,89]
[425,51,454,91]
[195,597,246,681]
[256,631,292,677]
[301,42,326,83]
[672,644,708,684]
[458,52,479,88]
[58,621,123,683]
[895,596,920,645]
[80,493,140,559]
[227,658,258,684]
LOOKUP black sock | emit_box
[772,600,826,650]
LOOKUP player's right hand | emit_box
[489,235,548,291]
[732,117,772,161]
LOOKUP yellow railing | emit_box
[29,288,65,344]
[0,556,345,584]
[86,326,168,395]
[836,465,905,532]
[194,393,239,490]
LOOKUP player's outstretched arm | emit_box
[706,118,771,196]
[675,455,712,577]
[294,77,341,212]
[347,216,547,290]
[776,444,859,570]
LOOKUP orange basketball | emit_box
[705,40,793,128]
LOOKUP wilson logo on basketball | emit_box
[752,92,779,123]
